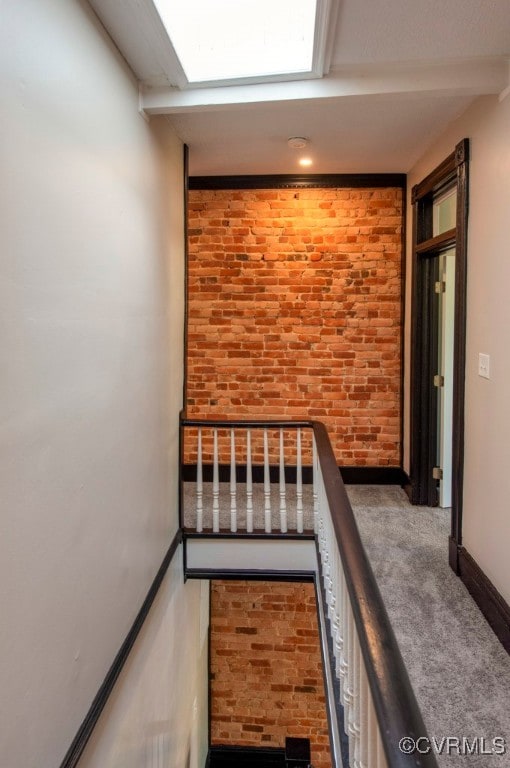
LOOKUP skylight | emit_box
[154,0,318,86]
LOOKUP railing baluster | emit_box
[345,607,355,762]
[312,434,319,533]
[333,550,343,684]
[230,428,237,533]
[196,427,203,533]
[350,634,361,768]
[296,427,303,533]
[358,656,369,768]
[212,428,219,533]
[246,429,253,533]
[263,428,271,533]
[367,686,378,768]
[341,580,351,726]
[279,428,287,533]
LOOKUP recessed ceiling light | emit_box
[299,157,313,167]
[288,137,309,150]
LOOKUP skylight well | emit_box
[153,0,323,87]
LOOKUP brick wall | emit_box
[210,581,331,767]
[187,186,403,466]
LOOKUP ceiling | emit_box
[89,0,510,175]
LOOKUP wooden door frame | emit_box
[409,139,469,574]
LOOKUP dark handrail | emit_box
[312,420,438,768]
[181,415,438,767]
[181,417,314,430]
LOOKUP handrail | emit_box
[180,415,438,767]
[312,420,437,767]
[181,417,313,429]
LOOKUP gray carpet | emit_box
[183,481,315,531]
[347,485,510,768]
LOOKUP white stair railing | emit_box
[186,421,312,535]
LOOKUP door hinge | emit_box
[432,466,443,480]
[433,374,444,387]
[435,280,446,294]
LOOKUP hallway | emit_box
[347,486,510,768]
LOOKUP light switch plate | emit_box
[478,353,490,379]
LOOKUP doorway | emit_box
[409,139,469,572]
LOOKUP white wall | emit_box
[78,550,209,768]
[405,92,510,604]
[0,1,194,765]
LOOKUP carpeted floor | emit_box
[183,481,315,531]
[347,485,510,768]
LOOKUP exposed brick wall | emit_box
[187,187,403,466]
[210,581,331,767]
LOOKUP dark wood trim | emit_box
[340,466,409,485]
[189,173,406,190]
[458,546,510,654]
[399,179,408,471]
[207,579,212,749]
[450,138,469,552]
[59,530,183,768]
[207,745,286,767]
[179,414,184,529]
[411,152,456,202]
[409,138,470,519]
[415,228,456,254]
[183,143,189,410]
[448,535,459,572]
[186,569,315,582]
[180,143,190,527]
[183,530,315,540]
[182,417,314,429]
[182,462,408,486]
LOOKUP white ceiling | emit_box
[90,0,510,175]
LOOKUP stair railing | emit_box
[180,416,438,768]
[181,418,314,534]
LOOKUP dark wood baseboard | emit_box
[182,463,408,486]
[208,745,285,767]
[339,466,409,485]
[182,463,314,484]
[448,535,459,573]
[457,546,510,654]
[59,530,182,768]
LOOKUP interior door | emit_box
[437,248,455,507]
[433,190,457,508]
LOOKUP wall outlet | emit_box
[478,353,490,379]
